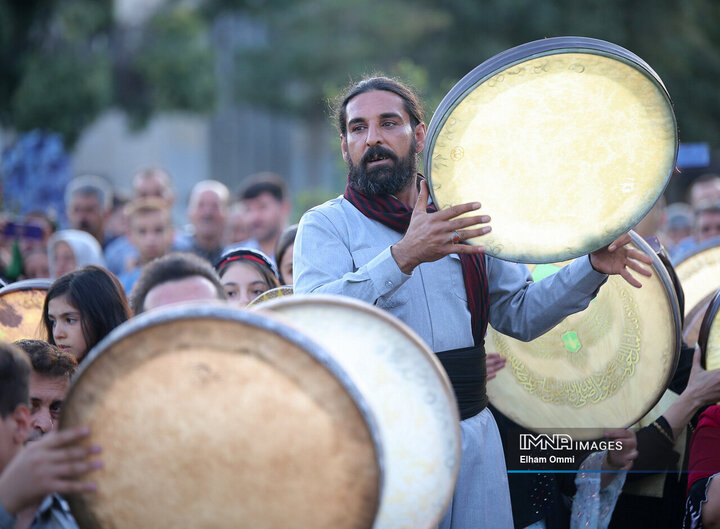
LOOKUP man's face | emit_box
[243,193,288,244]
[28,372,69,442]
[129,210,174,263]
[342,90,425,196]
[189,191,227,240]
[695,210,720,242]
[690,180,720,207]
[143,276,221,312]
[68,193,105,241]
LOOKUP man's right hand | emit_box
[391,180,491,274]
[0,427,102,515]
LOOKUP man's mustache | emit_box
[361,146,398,166]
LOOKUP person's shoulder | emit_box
[300,195,351,222]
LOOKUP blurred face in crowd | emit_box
[225,205,251,246]
[67,192,106,242]
[47,294,88,360]
[695,210,720,242]
[129,210,174,264]
[244,193,289,245]
[28,372,68,442]
[133,173,174,204]
[690,179,720,207]
[143,276,221,312]
[189,190,227,244]
[279,245,294,286]
[52,241,77,278]
[24,251,49,279]
[220,262,271,307]
[0,407,28,471]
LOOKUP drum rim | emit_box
[0,278,52,294]
[247,285,294,308]
[423,36,678,263]
[61,301,385,523]
[697,288,720,370]
[254,293,461,424]
[674,235,720,268]
[488,230,682,436]
[254,293,461,528]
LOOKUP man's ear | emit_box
[11,405,30,446]
[340,135,349,163]
[414,122,427,155]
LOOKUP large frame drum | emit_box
[0,278,52,342]
[253,295,461,529]
[676,237,720,321]
[486,232,681,438]
[698,289,720,373]
[60,304,382,529]
[425,36,677,264]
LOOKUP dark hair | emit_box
[238,172,287,203]
[334,76,424,137]
[215,247,280,291]
[0,342,31,418]
[14,340,77,379]
[274,224,298,285]
[130,253,226,314]
[43,266,132,358]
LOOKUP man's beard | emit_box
[348,141,418,196]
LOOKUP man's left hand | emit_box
[589,233,652,288]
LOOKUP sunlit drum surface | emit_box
[486,233,680,438]
[0,279,51,342]
[255,295,460,529]
[698,290,720,374]
[426,38,677,263]
[60,303,381,529]
[675,237,720,319]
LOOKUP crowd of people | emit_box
[0,75,719,529]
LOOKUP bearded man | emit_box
[293,76,652,529]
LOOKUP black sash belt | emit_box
[435,344,487,421]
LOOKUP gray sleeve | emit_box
[488,255,608,341]
[293,208,411,304]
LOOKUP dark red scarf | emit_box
[344,182,490,345]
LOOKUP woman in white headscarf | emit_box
[47,229,106,279]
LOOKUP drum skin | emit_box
[425,36,677,264]
[254,295,461,529]
[60,303,381,529]
[675,237,720,320]
[247,286,293,308]
[0,279,51,342]
[698,289,720,372]
[486,232,681,439]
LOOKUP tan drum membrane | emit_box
[676,242,720,320]
[255,295,460,529]
[0,279,51,342]
[486,234,680,438]
[426,40,676,263]
[698,290,720,373]
[61,305,380,529]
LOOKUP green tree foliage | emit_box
[212,0,720,146]
[0,0,215,147]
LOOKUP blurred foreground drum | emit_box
[486,232,681,438]
[676,237,720,320]
[254,295,461,529]
[60,304,381,529]
[425,36,677,263]
[0,279,51,342]
[698,289,720,373]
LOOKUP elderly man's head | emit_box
[132,167,175,205]
[13,340,77,442]
[65,175,113,245]
[694,201,720,243]
[188,180,229,252]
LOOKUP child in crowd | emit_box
[274,224,297,286]
[42,266,132,361]
[214,248,280,307]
